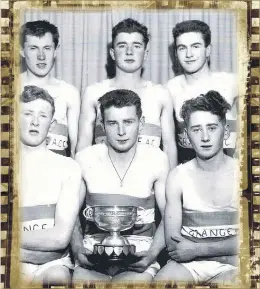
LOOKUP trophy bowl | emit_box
[84,206,138,263]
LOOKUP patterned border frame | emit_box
[1,0,259,288]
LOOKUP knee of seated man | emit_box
[43,265,71,284]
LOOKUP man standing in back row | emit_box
[20,20,80,157]
[166,20,238,163]
[77,18,177,169]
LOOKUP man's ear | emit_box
[139,116,145,132]
[224,124,230,141]
[20,47,25,58]
[206,44,211,58]
[54,43,60,58]
[49,118,57,132]
[184,128,191,146]
[110,47,115,61]
[144,44,149,61]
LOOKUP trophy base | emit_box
[88,244,138,264]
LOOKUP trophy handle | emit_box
[83,206,93,220]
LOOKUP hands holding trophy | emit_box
[83,206,139,264]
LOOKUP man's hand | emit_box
[168,237,198,262]
[75,247,95,269]
[127,251,154,273]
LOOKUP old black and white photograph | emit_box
[18,8,242,286]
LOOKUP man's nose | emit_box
[37,49,46,60]
[118,124,126,136]
[31,115,40,127]
[201,129,210,142]
[126,45,133,55]
[186,47,193,58]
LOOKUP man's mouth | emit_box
[201,145,212,149]
[29,130,39,135]
[117,139,128,144]
[124,59,135,63]
[185,60,196,64]
[36,63,47,69]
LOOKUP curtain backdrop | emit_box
[22,9,237,96]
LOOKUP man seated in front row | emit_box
[155,91,239,283]
[20,86,82,285]
[72,89,169,282]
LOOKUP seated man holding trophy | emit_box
[72,89,169,282]
[155,91,239,283]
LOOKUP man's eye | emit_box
[40,115,47,118]
[125,120,133,125]
[192,128,200,133]
[108,122,116,126]
[209,126,217,131]
[30,47,36,50]
[44,47,51,50]
[118,45,126,48]
[178,47,185,51]
[24,112,32,116]
[193,45,200,49]
[134,45,141,49]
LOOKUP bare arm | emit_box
[128,152,169,272]
[21,162,82,251]
[164,168,184,249]
[160,89,177,169]
[21,248,63,264]
[76,87,97,152]
[67,86,81,158]
[148,153,170,258]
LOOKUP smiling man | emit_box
[20,20,80,157]
[72,89,169,283]
[20,85,82,285]
[154,91,239,283]
[166,20,238,163]
[77,18,177,169]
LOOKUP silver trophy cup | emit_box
[83,206,137,262]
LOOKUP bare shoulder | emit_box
[150,83,172,106]
[166,75,185,91]
[140,145,168,171]
[82,79,110,104]
[75,144,105,169]
[55,79,80,106]
[47,150,81,176]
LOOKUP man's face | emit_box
[20,99,54,147]
[186,111,226,160]
[21,32,57,77]
[103,105,140,152]
[110,32,148,74]
[176,32,210,74]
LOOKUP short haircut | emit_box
[20,20,59,48]
[98,89,142,121]
[112,18,150,48]
[21,85,55,116]
[180,90,231,125]
[173,20,211,48]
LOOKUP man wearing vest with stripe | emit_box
[155,91,239,283]
[20,86,82,285]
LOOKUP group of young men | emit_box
[19,17,239,285]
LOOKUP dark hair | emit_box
[112,18,150,48]
[172,20,211,49]
[21,85,55,116]
[20,20,59,48]
[180,90,231,125]
[98,89,142,121]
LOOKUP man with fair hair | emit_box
[20,20,80,157]
[20,86,82,285]
[167,20,238,163]
[155,91,239,283]
[72,89,169,283]
[77,18,177,168]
